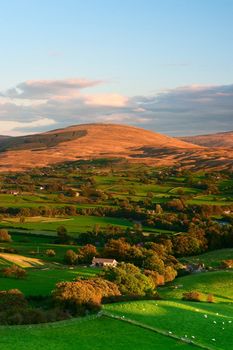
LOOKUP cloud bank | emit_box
[0,78,233,136]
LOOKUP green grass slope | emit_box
[105,300,233,350]
[0,315,194,350]
[159,271,233,302]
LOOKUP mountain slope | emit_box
[0,123,232,172]
[179,131,233,148]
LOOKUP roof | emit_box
[92,257,117,263]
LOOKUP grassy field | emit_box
[181,249,233,268]
[159,270,233,303]
[0,266,99,296]
[105,300,233,350]
[0,215,133,235]
[0,315,195,350]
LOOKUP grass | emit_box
[105,300,233,350]
[0,233,80,263]
[159,271,233,303]
[0,215,133,235]
[180,249,233,268]
[0,266,100,296]
[0,252,44,268]
[0,315,194,350]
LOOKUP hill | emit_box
[0,123,232,172]
[179,130,233,148]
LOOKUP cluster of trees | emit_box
[64,244,98,265]
[102,263,158,296]
[53,278,121,314]
[1,265,27,279]
[0,289,69,325]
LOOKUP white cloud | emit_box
[84,94,128,107]
[4,78,102,100]
[0,118,56,136]
[0,79,233,136]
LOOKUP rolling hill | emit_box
[179,130,233,148]
[0,123,232,172]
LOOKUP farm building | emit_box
[91,257,118,268]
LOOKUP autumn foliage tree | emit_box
[0,229,11,242]
[52,278,120,314]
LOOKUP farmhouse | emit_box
[91,257,118,268]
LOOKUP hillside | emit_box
[179,130,233,148]
[0,123,232,172]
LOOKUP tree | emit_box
[56,226,69,243]
[2,265,27,279]
[155,204,163,214]
[143,251,165,274]
[0,229,11,242]
[64,250,77,265]
[77,244,98,264]
[164,265,177,282]
[103,263,155,296]
[53,278,120,313]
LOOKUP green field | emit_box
[159,270,233,303]
[0,266,99,296]
[0,315,195,350]
[0,215,132,235]
[105,300,233,350]
[181,249,233,268]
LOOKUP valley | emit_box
[0,152,233,349]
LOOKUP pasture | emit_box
[0,215,132,235]
[105,300,233,350]
[159,270,233,303]
[0,266,99,296]
[181,248,233,268]
[0,315,195,350]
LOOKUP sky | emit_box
[0,0,233,136]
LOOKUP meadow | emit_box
[0,315,195,350]
[0,266,99,296]
[0,163,233,349]
[159,270,233,303]
[105,300,233,350]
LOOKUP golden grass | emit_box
[0,253,44,268]
[0,123,232,172]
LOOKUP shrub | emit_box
[46,249,56,257]
[206,294,214,303]
[0,289,28,312]
[0,229,11,242]
[182,291,202,302]
[64,250,77,265]
[221,260,233,269]
[2,265,27,279]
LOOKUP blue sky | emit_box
[0,0,233,135]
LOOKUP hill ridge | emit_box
[0,123,232,172]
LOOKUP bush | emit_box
[0,229,11,242]
[206,294,214,303]
[2,265,27,279]
[0,289,28,312]
[46,249,56,257]
[182,291,202,302]
[64,250,78,265]
[221,260,233,269]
